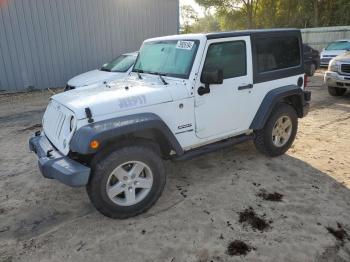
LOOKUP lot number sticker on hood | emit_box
[176,41,194,50]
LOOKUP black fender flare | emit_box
[249,85,307,130]
[70,113,184,155]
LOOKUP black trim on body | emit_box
[206,29,304,84]
[206,29,300,40]
[70,113,184,155]
[250,85,310,130]
[251,31,304,84]
[29,135,90,187]
[173,134,254,161]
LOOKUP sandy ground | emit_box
[0,72,350,262]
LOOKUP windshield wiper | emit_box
[100,67,111,72]
[133,69,143,79]
[158,73,168,85]
[149,71,168,85]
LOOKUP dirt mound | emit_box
[227,240,252,256]
[239,207,271,231]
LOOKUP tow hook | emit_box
[47,149,53,157]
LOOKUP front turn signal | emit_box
[90,140,100,149]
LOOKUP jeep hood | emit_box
[67,69,126,87]
[52,79,173,119]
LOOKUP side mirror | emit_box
[198,69,224,96]
[201,69,224,86]
[102,63,108,67]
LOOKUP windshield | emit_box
[101,54,136,72]
[132,40,200,79]
[326,41,350,51]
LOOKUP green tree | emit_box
[195,0,260,29]
[190,0,350,30]
[180,5,199,34]
[190,14,221,33]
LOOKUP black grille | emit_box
[64,85,76,92]
[341,64,350,74]
[321,58,332,64]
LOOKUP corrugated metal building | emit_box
[0,0,179,92]
[302,26,350,51]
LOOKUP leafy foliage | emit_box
[181,0,350,33]
[181,5,199,34]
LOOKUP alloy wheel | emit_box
[272,116,293,147]
[106,161,153,206]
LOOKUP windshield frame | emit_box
[100,54,137,73]
[132,39,200,79]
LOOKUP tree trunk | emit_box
[313,0,319,27]
[245,0,254,29]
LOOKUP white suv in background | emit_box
[65,52,138,91]
[325,52,350,96]
[320,40,350,67]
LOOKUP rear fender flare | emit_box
[250,85,305,130]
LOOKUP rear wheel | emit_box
[307,63,316,76]
[254,103,298,157]
[328,86,346,96]
[87,143,165,219]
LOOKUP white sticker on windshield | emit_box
[176,41,194,50]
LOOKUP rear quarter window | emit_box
[256,36,301,73]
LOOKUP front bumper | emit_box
[29,133,90,187]
[324,71,350,88]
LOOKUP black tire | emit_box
[307,63,316,76]
[328,86,346,96]
[87,142,165,219]
[254,103,298,157]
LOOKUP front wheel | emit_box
[328,86,346,96]
[87,144,165,219]
[254,103,298,157]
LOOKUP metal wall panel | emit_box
[302,26,350,51]
[0,0,179,92]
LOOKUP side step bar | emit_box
[172,134,254,161]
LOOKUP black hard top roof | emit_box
[206,28,300,40]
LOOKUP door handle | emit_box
[238,84,253,90]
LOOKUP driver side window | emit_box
[202,41,247,79]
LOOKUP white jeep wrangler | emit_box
[29,29,311,218]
